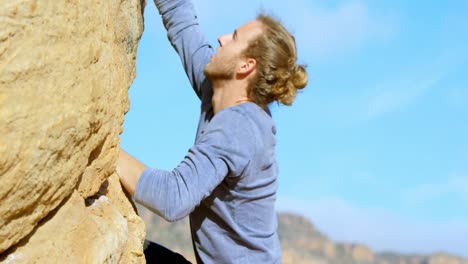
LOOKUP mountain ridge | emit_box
[138,206,467,264]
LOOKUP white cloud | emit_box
[403,174,468,205]
[286,0,396,59]
[362,70,443,121]
[192,0,396,59]
[360,51,464,121]
[448,86,468,110]
[276,196,468,258]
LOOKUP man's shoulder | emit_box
[231,102,274,131]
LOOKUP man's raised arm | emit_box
[154,0,214,99]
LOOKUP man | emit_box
[116,0,308,263]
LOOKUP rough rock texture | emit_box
[0,0,146,262]
[1,174,145,263]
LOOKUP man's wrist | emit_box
[116,148,147,196]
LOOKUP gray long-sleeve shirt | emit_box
[134,0,281,263]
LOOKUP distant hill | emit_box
[137,206,468,264]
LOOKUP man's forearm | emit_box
[116,148,147,196]
[153,0,213,98]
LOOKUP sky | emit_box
[121,0,468,258]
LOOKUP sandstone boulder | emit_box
[0,0,146,262]
[1,174,145,263]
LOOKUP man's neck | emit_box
[211,79,250,114]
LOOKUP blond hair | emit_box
[243,14,308,108]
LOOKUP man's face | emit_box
[204,20,263,81]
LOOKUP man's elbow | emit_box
[160,206,192,222]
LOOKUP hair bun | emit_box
[270,64,308,106]
[291,64,308,90]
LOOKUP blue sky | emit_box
[121,0,468,257]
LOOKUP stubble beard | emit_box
[204,56,237,82]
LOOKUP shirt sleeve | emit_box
[134,109,256,221]
[153,0,214,100]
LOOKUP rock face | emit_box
[0,0,146,262]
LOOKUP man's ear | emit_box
[238,58,256,76]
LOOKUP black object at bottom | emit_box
[144,240,192,264]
